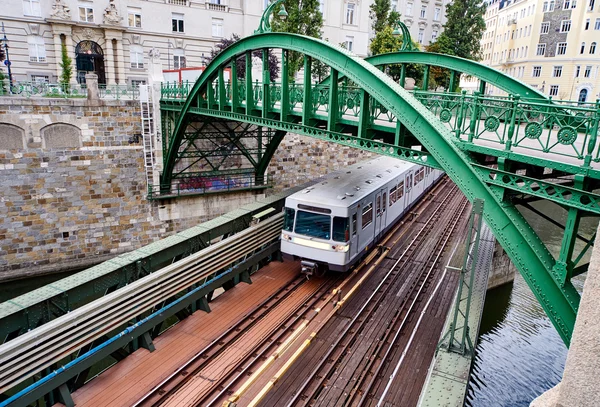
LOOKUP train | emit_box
[280,156,444,275]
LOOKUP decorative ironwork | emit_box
[557,126,578,145]
[484,116,500,132]
[75,40,103,56]
[439,108,452,123]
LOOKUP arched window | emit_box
[130,44,144,69]
[28,35,46,63]
[590,42,597,54]
[581,42,586,54]
[578,88,588,103]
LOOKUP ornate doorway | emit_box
[75,40,106,84]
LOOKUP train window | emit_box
[362,203,373,229]
[376,196,381,216]
[352,213,357,236]
[283,207,295,231]
[295,210,331,240]
[390,186,397,205]
[398,181,404,198]
[333,217,349,242]
[382,193,386,212]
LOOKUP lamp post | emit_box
[254,0,288,34]
[1,22,14,90]
[391,19,419,52]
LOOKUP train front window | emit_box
[283,207,295,231]
[333,217,349,242]
[295,210,331,240]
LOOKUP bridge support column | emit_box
[448,70,457,92]
[327,69,339,131]
[479,80,486,95]
[422,65,430,91]
[281,50,289,121]
[262,49,270,118]
[399,64,406,87]
[302,56,312,125]
[245,51,253,115]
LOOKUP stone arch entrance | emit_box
[75,40,106,84]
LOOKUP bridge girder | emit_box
[159,33,600,346]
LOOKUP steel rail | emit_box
[283,183,459,407]
[133,274,311,407]
[0,214,284,393]
[354,197,469,407]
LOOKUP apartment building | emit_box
[472,0,600,102]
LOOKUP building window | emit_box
[320,0,325,13]
[540,22,550,33]
[23,0,41,16]
[589,0,595,10]
[579,88,588,103]
[418,29,424,44]
[362,202,373,229]
[560,20,571,32]
[407,2,413,15]
[130,45,144,69]
[564,0,571,7]
[174,54,186,69]
[584,65,592,77]
[586,19,590,29]
[434,7,441,20]
[79,7,94,22]
[575,65,581,77]
[212,18,223,37]
[28,35,46,63]
[595,18,600,30]
[553,66,562,77]
[543,0,556,11]
[420,5,427,18]
[345,35,354,51]
[172,13,184,32]
[31,74,49,83]
[549,85,559,96]
[591,42,597,54]
[536,43,546,55]
[131,79,147,88]
[432,30,438,41]
[581,42,586,53]
[128,9,142,28]
[556,42,567,55]
[345,3,355,25]
[532,66,542,77]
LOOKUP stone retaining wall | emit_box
[0,98,374,281]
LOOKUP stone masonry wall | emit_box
[0,98,375,281]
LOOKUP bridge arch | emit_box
[164,33,579,345]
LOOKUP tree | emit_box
[271,0,324,79]
[370,26,424,85]
[370,0,400,35]
[428,0,486,90]
[59,42,72,87]
[205,34,280,81]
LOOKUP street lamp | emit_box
[1,22,14,90]
[255,0,288,34]
[391,19,419,51]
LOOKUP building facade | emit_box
[471,0,600,102]
[1,0,449,87]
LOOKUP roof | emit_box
[286,156,417,209]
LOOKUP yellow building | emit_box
[465,0,600,103]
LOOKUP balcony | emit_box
[206,2,228,11]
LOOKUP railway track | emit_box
[278,183,466,407]
[140,178,456,407]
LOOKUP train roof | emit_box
[286,156,418,209]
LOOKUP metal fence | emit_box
[0,81,140,100]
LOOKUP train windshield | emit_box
[283,207,295,231]
[332,217,349,242]
[295,210,331,240]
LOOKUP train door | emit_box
[404,171,413,209]
[349,210,358,258]
[374,188,386,239]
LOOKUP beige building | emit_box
[465,0,600,103]
[0,0,449,87]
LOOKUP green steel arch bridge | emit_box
[156,22,600,347]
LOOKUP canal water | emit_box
[467,200,595,406]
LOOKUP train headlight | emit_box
[332,244,349,252]
[282,233,292,241]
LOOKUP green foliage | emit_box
[271,0,324,79]
[370,26,423,84]
[435,0,486,61]
[370,0,400,34]
[59,42,72,86]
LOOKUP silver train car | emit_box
[281,156,444,275]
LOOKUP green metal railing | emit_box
[0,81,140,100]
